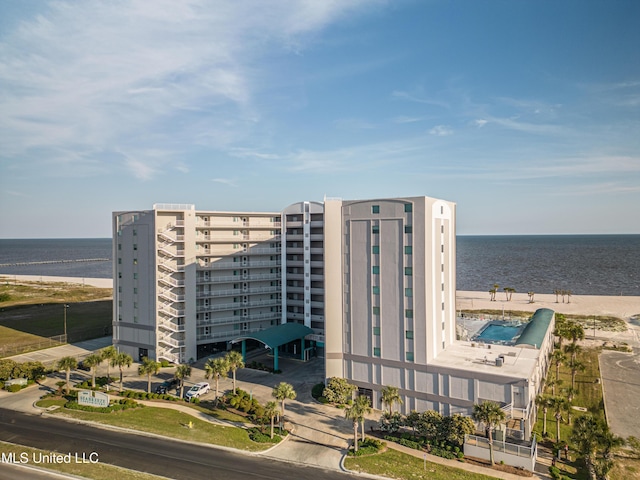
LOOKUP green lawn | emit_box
[0,441,166,480]
[535,347,604,445]
[345,448,497,480]
[49,404,270,452]
[0,281,113,353]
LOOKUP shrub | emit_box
[6,384,22,393]
[64,398,143,413]
[160,360,170,368]
[323,377,357,404]
[349,438,385,456]
[398,438,421,450]
[247,427,282,444]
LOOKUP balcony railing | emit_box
[158,319,185,333]
[196,298,280,313]
[196,272,280,283]
[198,312,280,327]
[196,285,280,298]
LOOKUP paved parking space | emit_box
[599,349,640,439]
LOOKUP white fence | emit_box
[464,434,537,471]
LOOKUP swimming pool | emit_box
[474,324,522,343]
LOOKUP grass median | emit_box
[46,403,271,452]
[344,448,497,480]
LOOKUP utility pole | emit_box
[63,304,70,342]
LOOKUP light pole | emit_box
[63,304,70,342]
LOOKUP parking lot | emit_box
[599,349,640,439]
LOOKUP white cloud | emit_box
[0,0,377,178]
[392,115,423,124]
[428,125,453,136]
[473,119,488,128]
[211,178,237,187]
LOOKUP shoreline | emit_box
[2,274,639,320]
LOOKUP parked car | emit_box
[185,382,210,401]
[77,361,90,371]
[155,378,179,394]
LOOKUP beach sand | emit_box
[0,274,112,289]
[3,274,638,320]
[457,290,640,321]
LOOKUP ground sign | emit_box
[78,390,109,408]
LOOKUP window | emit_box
[372,205,380,214]
[133,259,137,265]
[373,327,380,336]
[372,225,379,234]
[118,258,122,265]
[133,244,137,251]
[118,243,121,250]
[404,225,412,234]
[404,267,412,276]
[404,203,412,213]
[405,309,413,318]
[372,306,380,315]
[133,287,138,294]
[373,347,381,357]
[133,273,137,279]
[373,286,380,295]
[406,351,414,361]
[372,245,380,254]
[405,288,413,297]
[406,330,414,339]
[372,266,380,274]
[405,246,412,255]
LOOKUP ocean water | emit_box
[0,235,639,296]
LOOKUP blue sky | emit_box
[1,0,639,238]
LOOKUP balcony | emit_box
[158,261,185,273]
[196,285,280,298]
[159,305,185,317]
[202,259,280,270]
[158,275,185,288]
[197,325,271,343]
[158,246,185,258]
[197,272,281,283]
[197,298,281,313]
[198,311,280,327]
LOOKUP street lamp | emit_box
[63,304,70,342]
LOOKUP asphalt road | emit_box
[0,408,353,480]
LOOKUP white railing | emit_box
[158,335,184,348]
[158,275,185,288]
[198,312,280,326]
[196,285,280,298]
[196,326,267,342]
[196,298,280,313]
[158,290,185,302]
[154,203,194,211]
[158,319,185,332]
[158,305,184,317]
[465,434,535,458]
[196,272,280,283]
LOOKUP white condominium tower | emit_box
[324,196,457,411]
[113,204,282,363]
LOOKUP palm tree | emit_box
[472,401,506,465]
[272,382,296,427]
[174,363,192,398]
[344,397,369,453]
[567,322,585,347]
[138,357,160,393]
[548,396,569,443]
[82,353,102,389]
[204,357,227,402]
[536,394,553,436]
[225,350,244,394]
[355,395,372,441]
[101,345,117,391]
[380,385,403,414]
[56,356,77,395]
[527,291,535,303]
[553,314,569,350]
[551,349,566,385]
[111,351,133,392]
[264,401,279,439]
[569,358,585,390]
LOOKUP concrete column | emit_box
[241,340,246,362]
[274,346,279,371]
[301,338,305,360]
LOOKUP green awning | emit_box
[515,308,555,349]
[231,322,314,350]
